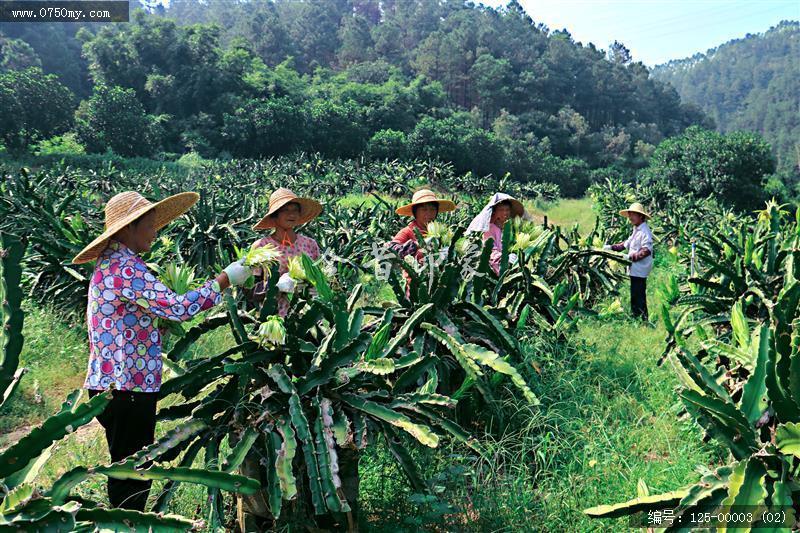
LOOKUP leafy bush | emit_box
[642,126,776,211]
[0,67,74,154]
[406,116,502,178]
[367,129,408,160]
[221,97,309,158]
[74,84,162,157]
[307,99,369,158]
[31,132,86,156]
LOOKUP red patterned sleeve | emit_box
[388,226,418,258]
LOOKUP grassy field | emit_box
[0,198,719,531]
[528,198,598,235]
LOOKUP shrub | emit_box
[74,84,161,157]
[367,129,408,160]
[32,132,85,156]
[642,126,775,211]
[0,67,74,154]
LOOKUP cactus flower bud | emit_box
[252,315,286,347]
[454,238,470,256]
[287,255,307,281]
[424,222,453,246]
[513,232,533,252]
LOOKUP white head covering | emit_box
[467,193,526,233]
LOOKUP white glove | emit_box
[603,244,612,251]
[276,272,296,294]
[223,259,252,286]
[508,253,518,265]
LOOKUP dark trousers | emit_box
[630,275,648,320]
[88,389,158,511]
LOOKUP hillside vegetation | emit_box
[652,21,799,175]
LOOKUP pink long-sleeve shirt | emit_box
[483,223,504,275]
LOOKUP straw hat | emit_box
[619,202,651,219]
[253,188,322,230]
[489,194,525,218]
[72,191,199,264]
[467,192,526,234]
[395,189,457,217]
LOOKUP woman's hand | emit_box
[276,272,296,293]
[222,259,253,287]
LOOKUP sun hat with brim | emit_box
[467,192,526,234]
[619,202,651,219]
[489,194,525,218]
[395,189,457,217]
[253,188,323,230]
[72,191,199,264]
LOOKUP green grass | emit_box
[528,197,597,235]
[0,303,87,436]
[353,249,721,531]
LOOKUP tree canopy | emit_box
[2,0,790,204]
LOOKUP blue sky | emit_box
[480,0,799,66]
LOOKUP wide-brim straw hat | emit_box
[619,202,651,219]
[489,194,525,218]
[395,189,457,217]
[253,188,323,230]
[72,191,199,264]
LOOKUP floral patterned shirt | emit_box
[251,234,321,317]
[83,240,223,392]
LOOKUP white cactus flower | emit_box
[251,315,286,347]
[242,243,282,270]
[513,232,533,252]
[287,255,307,281]
[424,221,453,246]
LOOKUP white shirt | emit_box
[624,221,654,278]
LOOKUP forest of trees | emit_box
[0,0,790,201]
[652,21,798,175]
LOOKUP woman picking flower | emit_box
[386,189,457,294]
[388,188,456,260]
[249,188,323,317]
[72,190,252,511]
[467,192,526,274]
